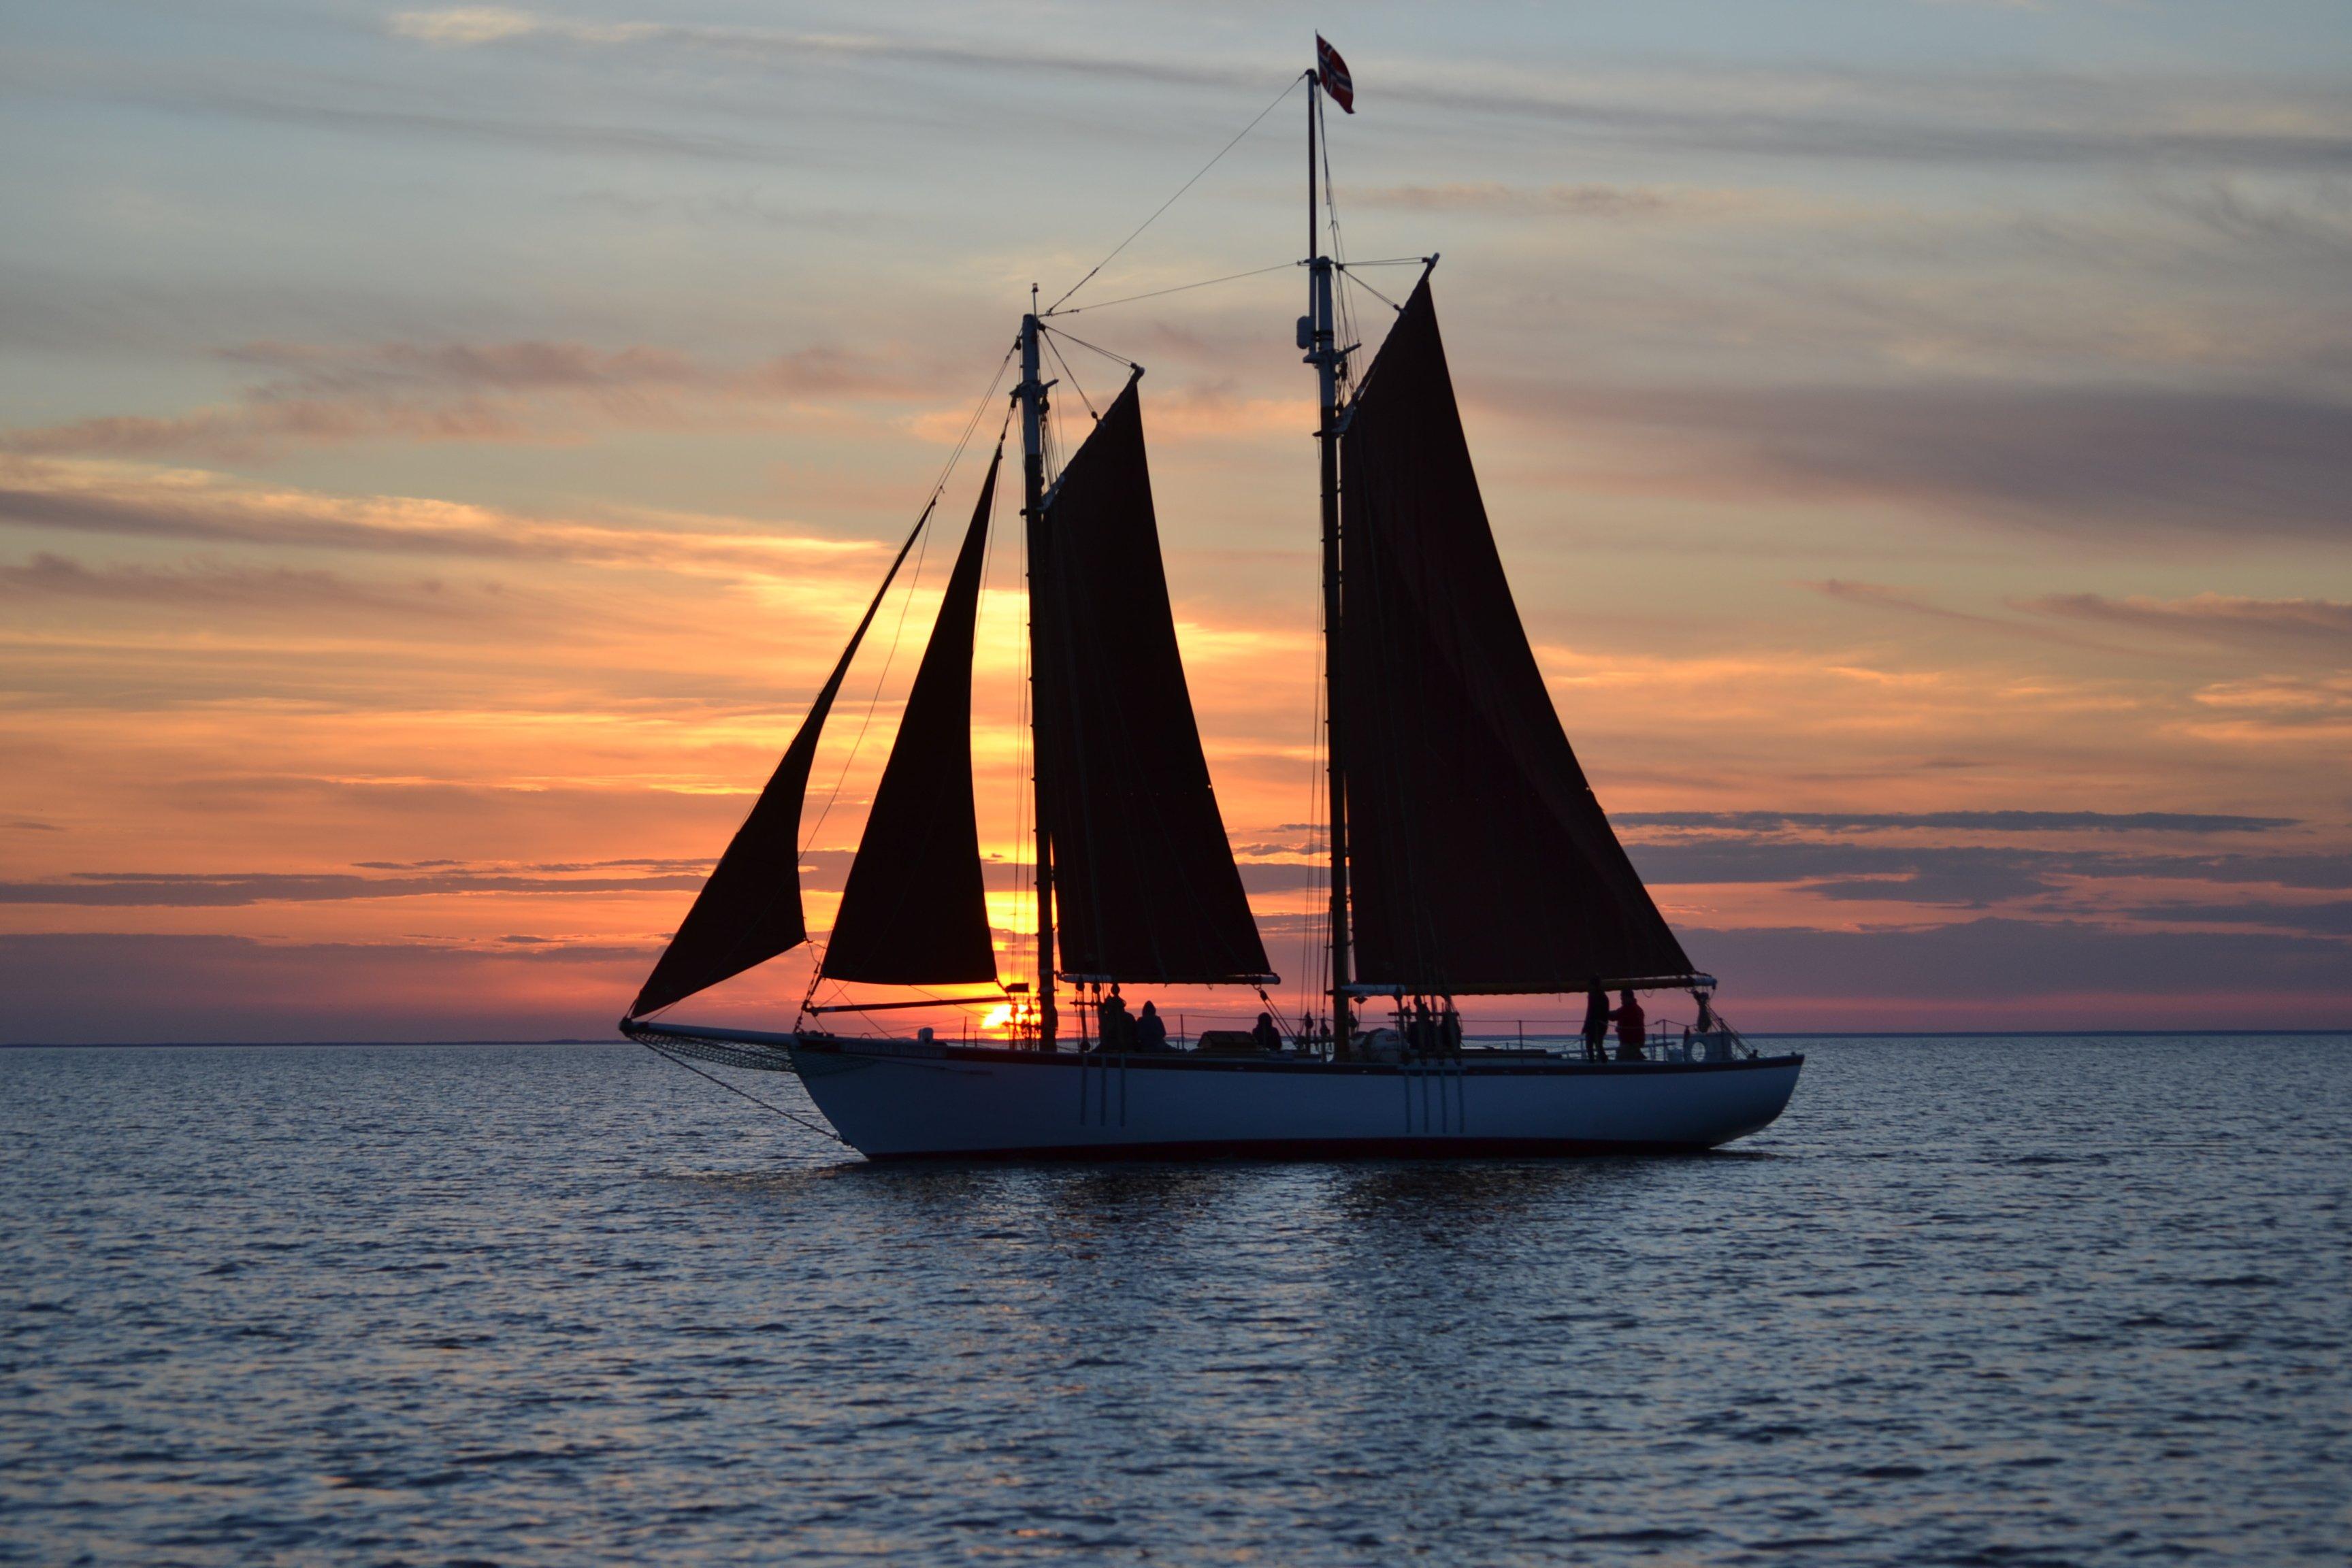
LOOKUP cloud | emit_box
[2027,592,2352,647]
[1684,917,2352,1017]
[0,932,651,1043]
[1518,382,2352,539]
[37,52,808,167]
[1625,840,2352,904]
[389,6,540,46]
[0,551,490,618]
[0,868,707,907]
[378,11,2352,172]
[1806,578,2144,654]
[2152,181,2352,260]
[1617,810,2300,834]
[2183,672,2352,741]
[1630,841,2066,904]
[2130,900,2352,938]
[1,339,934,461]
[0,457,881,576]
[1354,183,1682,219]
[382,10,1250,93]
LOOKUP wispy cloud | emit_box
[2028,592,2352,647]
[1355,183,1684,219]
[1683,917,2352,1013]
[1518,382,2352,540]
[0,867,708,907]
[1627,838,2352,905]
[0,457,881,574]
[0,932,657,1043]
[378,10,2352,172]
[2130,900,2352,937]
[1,339,937,461]
[1618,809,2302,834]
[0,551,498,618]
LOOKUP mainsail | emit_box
[1339,277,1695,994]
[820,451,1001,985]
[625,497,940,1018]
[1033,377,1273,984]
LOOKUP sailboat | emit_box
[621,54,1804,1158]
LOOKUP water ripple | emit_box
[2,1036,2346,1565]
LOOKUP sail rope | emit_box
[1318,89,1361,406]
[1337,267,1406,314]
[797,344,1015,866]
[1046,261,1294,317]
[1041,329,1096,423]
[1295,584,1330,1041]
[1038,323,1141,375]
[637,1041,850,1145]
[1043,71,1308,316]
[792,357,1017,1026]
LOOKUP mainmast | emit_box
[1305,71,1351,1050]
[1017,299,1058,1048]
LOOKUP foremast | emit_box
[1305,70,1352,1051]
[1017,301,1058,1047]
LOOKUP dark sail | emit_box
[820,452,1002,985]
[1034,378,1273,984]
[1339,278,1695,993]
[627,500,938,1017]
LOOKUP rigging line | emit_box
[1043,70,1309,316]
[802,503,931,861]
[798,347,1014,864]
[976,410,1017,958]
[1341,268,1405,314]
[1040,324,1141,374]
[1041,330,1096,423]
[906,343,1019,527]
[638,1041,849,1146]
[1335,257,1433,268]
[1045,261,1295,316]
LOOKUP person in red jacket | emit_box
[1612,989,1646,1061]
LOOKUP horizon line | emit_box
[5,1030,2349,1049]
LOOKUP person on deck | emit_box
[1134,1000,1170,1052]
[1612,989,1646,1062]
[1582,987,1611,1062]
[1096,985,1132,1053]
[1252,1012,1281,1053]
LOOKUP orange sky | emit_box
[4,3,2349,1040]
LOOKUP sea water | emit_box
[2,1036,2345,1565]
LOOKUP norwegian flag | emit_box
[1316,35,1354,113]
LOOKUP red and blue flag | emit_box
[1316,35,1354,113]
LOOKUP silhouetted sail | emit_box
[1034,378,1273,984]
[627,501,938,1018]
[821,452,1002,985]
[1339,278,1695,993]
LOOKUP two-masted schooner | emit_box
[622,49,1803,1158]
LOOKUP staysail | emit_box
[626,499,938,1018]
[1033,377,1273,984]
[1339,276,1695,993]
[820,451,1002,985]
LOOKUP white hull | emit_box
[635,1025,1803,1160]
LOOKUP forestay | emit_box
[821,450,1002,986]
[627,497,943,1018]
